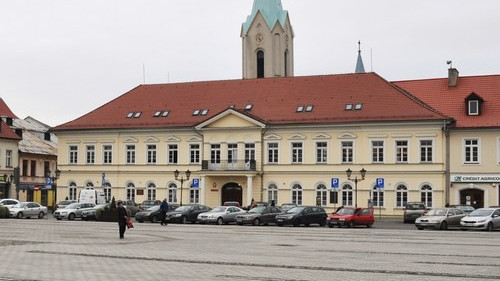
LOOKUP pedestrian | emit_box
[117,201,128,239]
[160,198,169,226]
[270,200,275,207]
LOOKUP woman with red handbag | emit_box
[117,201,128,239]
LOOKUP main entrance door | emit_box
[460,188,484,209]
[221,183,242,206]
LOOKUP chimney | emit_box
[15,128,23,138]
[448,68,459,87]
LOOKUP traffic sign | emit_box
[331,178,339,190]
[45,177,52,189]
[192,178,200,188]
[376,178,384,189]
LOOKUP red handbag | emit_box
[126,217,134,229]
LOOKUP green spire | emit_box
[355,41,366,73]
[242,0,289,35]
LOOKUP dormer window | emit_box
[201,109,209,116]
[245,104,253,110]
[193,109,200,116]
[296,105,305,112]
[345,104,353,111]
[133,112,142,118]
[305,105,314,112]
[468,100,479,115]
[465,92,484,116]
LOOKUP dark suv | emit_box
[403,202,428,223]
[275,206,327,227]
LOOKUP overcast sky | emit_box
[1,0,499,127]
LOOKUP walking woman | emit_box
[117,201,128,239]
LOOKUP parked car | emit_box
[460,207,500,231]
[198,206,246,225]
[54,200,77,210]
[223,201,241,208]
[275,206,327,227]
[135,203,179,223]
[403,202,428,223]
[139,200,162,211]
[118,200,140,217]
[415,208,467,230]
[236,206,282,226]
[165,204,211,224]
[0,198,20,209]
[279,203,297,213]
[82,203,110,221]
[53,203,96,220]
[327,207,374,228]
[450,205,475,214]
[9,202,48,219]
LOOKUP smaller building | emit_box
[0,98,21,199]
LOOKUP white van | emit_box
[79,189,106,205]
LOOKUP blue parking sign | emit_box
[192,178,199,188]
[331,178,339,190]
[376,178,384,189]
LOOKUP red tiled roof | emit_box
[0,121,21,140]
[0,98,18,119]
[53,73,449,131]
[394,74,500,128]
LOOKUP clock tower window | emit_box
[257,50,265,78]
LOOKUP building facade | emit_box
[0,98,20,199]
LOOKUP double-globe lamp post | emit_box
[346,168,367,208]
[174,169,191,206]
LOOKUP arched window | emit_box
[342,185,353,206]
[257,50,264,78]
[316,184,327,206]
[68,181,77,201]
[168,183,178,203]
[103,182,112,202]
[85,181,94,190]
[147,182,156,200]
[372,186,384,207]
[190,182,199,204]
[291,183,302,205]
[396,185,408,207]
[268,183,278,205]
[421,185,433,208]
[126,182,136,203]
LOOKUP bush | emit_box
[0,206,9,218]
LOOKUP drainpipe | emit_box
[260,126,270,202]
[444,120,451,206]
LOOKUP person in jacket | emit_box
[160,198,169,226]
[117,201,128,239]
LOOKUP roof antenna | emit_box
[446,60,453,69]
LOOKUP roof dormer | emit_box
[465,92,484,116]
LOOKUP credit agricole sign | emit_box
[451,174,500,183]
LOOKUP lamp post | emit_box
[174,169,191,206]
[346,168,367,208]
[48,169,61,212]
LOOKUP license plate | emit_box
[277,219,283,222]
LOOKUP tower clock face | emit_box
[255,33,264,44]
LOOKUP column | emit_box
[247,175,253,206]
[200,176,206,205]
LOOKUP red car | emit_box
[327,207,374,228]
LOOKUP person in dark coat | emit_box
[117,201,128,239]
[160,198,169,226]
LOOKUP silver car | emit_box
[54,203,96,220]
[460,207,500,231]
[0,198,20,209]
[9,202,48,219]
[197,206,246,225]
[415,208,467,230]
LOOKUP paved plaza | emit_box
[0,217,499,281]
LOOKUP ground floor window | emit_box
[126,182,136,203]
[396,185,408,207]
[68,182,77,201]
[421,185,433,208]
[268,183,278,205]
[372,187,384,207]
[291,184,302,205]
[190,188,199,204]
[316,184,327,206]
[168,183,177,203]
[342,185,353,206]
[103,182,111,202]
[147,183,156,200]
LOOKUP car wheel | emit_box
[328,224,334,228]
[151,216,158,223]
[38,212,45,219]
[293,219,300,227]
[487,222,494,231]
[181,216,187,224]
[277,223,283,227]
[216,217,224,225]
[56,218,62,220]
[253,218,260,226]
[237,222,243,225]
[440,221,448,230]
[17,212,23,219]
[68,213,75,221]
[304,223,310,227]
[348,221,354,228]
[417,227,424,230]
[367,224,372,228]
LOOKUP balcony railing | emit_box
[202,160,256,171]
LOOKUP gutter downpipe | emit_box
[444,120,451,206]
[260,126,270,202]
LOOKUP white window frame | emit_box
[227,143,238,164]
[420,140,434,163]
[68,182,77,201]
[103,182,112,202]
[168,182,178,203]
[126,145,136,164]
[371,140,385,163]
[168,144,179,164]
[267,183,278,204]
[341,141,354,164]
[395,184,408,208]
[267,142,279,164]
[420,185,433,208]
[395,140,409,163]
[189,144,200,164]
[86,145,95,164]
[372,186,384,207]
[245,143,256,163]
[316,184,327,206]
[190,185,200,204]
[69,146,78,164]
[342,184,353,206]
[5,150,12,167]
[291,183,303,205]
[291,142,303,164]
[210,144,221,164]
[468,100,479,115]
[147,182,156,200]
[103,145,113,164]
[147,145,157,164]
[315,142,328,164]
[463,138,480,164]
[126,182,136,203]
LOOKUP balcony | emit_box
[202,160,256,171]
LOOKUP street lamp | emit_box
[346,168,367,207]
[174,169,191,206]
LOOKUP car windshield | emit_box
[468,209,494,217]
[248,206,265,213]
[58,201,72,205]
[174,206,192,212]
[406,204,425,210]
[336,208,355,215]
[13,203,27,208]
[66,203,79,209]
[211,207,227,212]
[286,207,305,214]
[95,204,108,209]
[427,209,446,216]
[148,205,160,211]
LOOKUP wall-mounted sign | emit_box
[451,174,500,183]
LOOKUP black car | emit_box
[236,206,282,226]
[275,206,327,227]
[165,204,211,224]
[135,203,179,223]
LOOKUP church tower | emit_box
[241,0,294,79]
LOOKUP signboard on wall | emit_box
[451,174,500,183]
